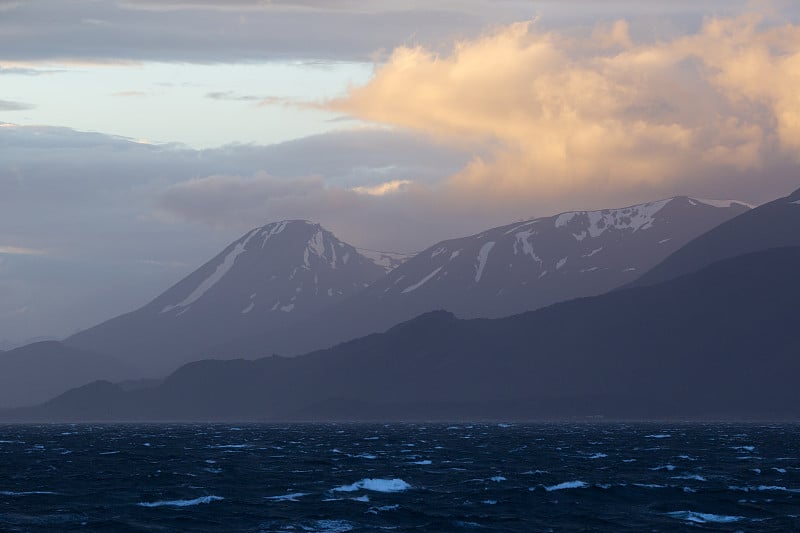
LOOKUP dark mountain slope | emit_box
[0,341,134,408]
[9,246,800,421]
[631,187,800,287]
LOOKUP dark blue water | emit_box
[1,424,799,531]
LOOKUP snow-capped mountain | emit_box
[67,220,390,374]
[367,196,753,317]
[243,196,751,358]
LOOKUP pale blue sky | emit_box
[3,62,372,148]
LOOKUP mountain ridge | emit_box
[13,245,799,421]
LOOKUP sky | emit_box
[2,0,800,345]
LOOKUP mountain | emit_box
[630,187,800,287]
[0,341,134,408]
[226,196,750,358]
[355,248,414,272]
[66,220,390,375]
[14,246,799,422]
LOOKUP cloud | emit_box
[0,245,46,256]
[352,179,412,196]
[327,13,800,213]
[0,0,538,64]
[0,99,35,111]
[0,122,468,341]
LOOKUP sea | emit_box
[0,423,798,531]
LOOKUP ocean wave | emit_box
[730,485,800,493]
[333,478,411,493]
[300,519,354,533]
[543,481,588,492]
[0,490,57,496]
[666,511,743,524]
[671,474,706,482]
[264,492,309,501]
[137,495,224,507]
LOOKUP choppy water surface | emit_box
[1,423,799,531]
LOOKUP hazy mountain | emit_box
[227,196,750,358]
[0,341,134,408]
[66,220,389,375]
[630,187,800,288]
[355,248,414,272]
[13,246,799,422]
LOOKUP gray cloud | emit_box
[0,1,523,63]
[0,99,35,111]
[0,0,769,64]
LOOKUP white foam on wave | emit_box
[650,464,676,471]
[265,492,309,502]
[354,453,377,459]
[490,476,506,482]
[412,460,432,465]
[645,434,671,439]
[543,480,588,492]
[138,495,224,507]
[667,511,743,524]
[588,453,608,459]
[333,478,411,493]
[367,504,400,515]
[672,474,706,482]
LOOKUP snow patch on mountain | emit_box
[357,248,413,272]
[555,199,672,237]
[513,231,542,265]
[403,267,444,294]
[691,198,756,209]
[260,221,288,246]
[474,242,495,282]
[160,228,259,314]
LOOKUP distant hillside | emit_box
[11,246,800,422]
[631,187,800,287]
[0,341,133,408]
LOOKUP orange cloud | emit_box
[327,13,800,210]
